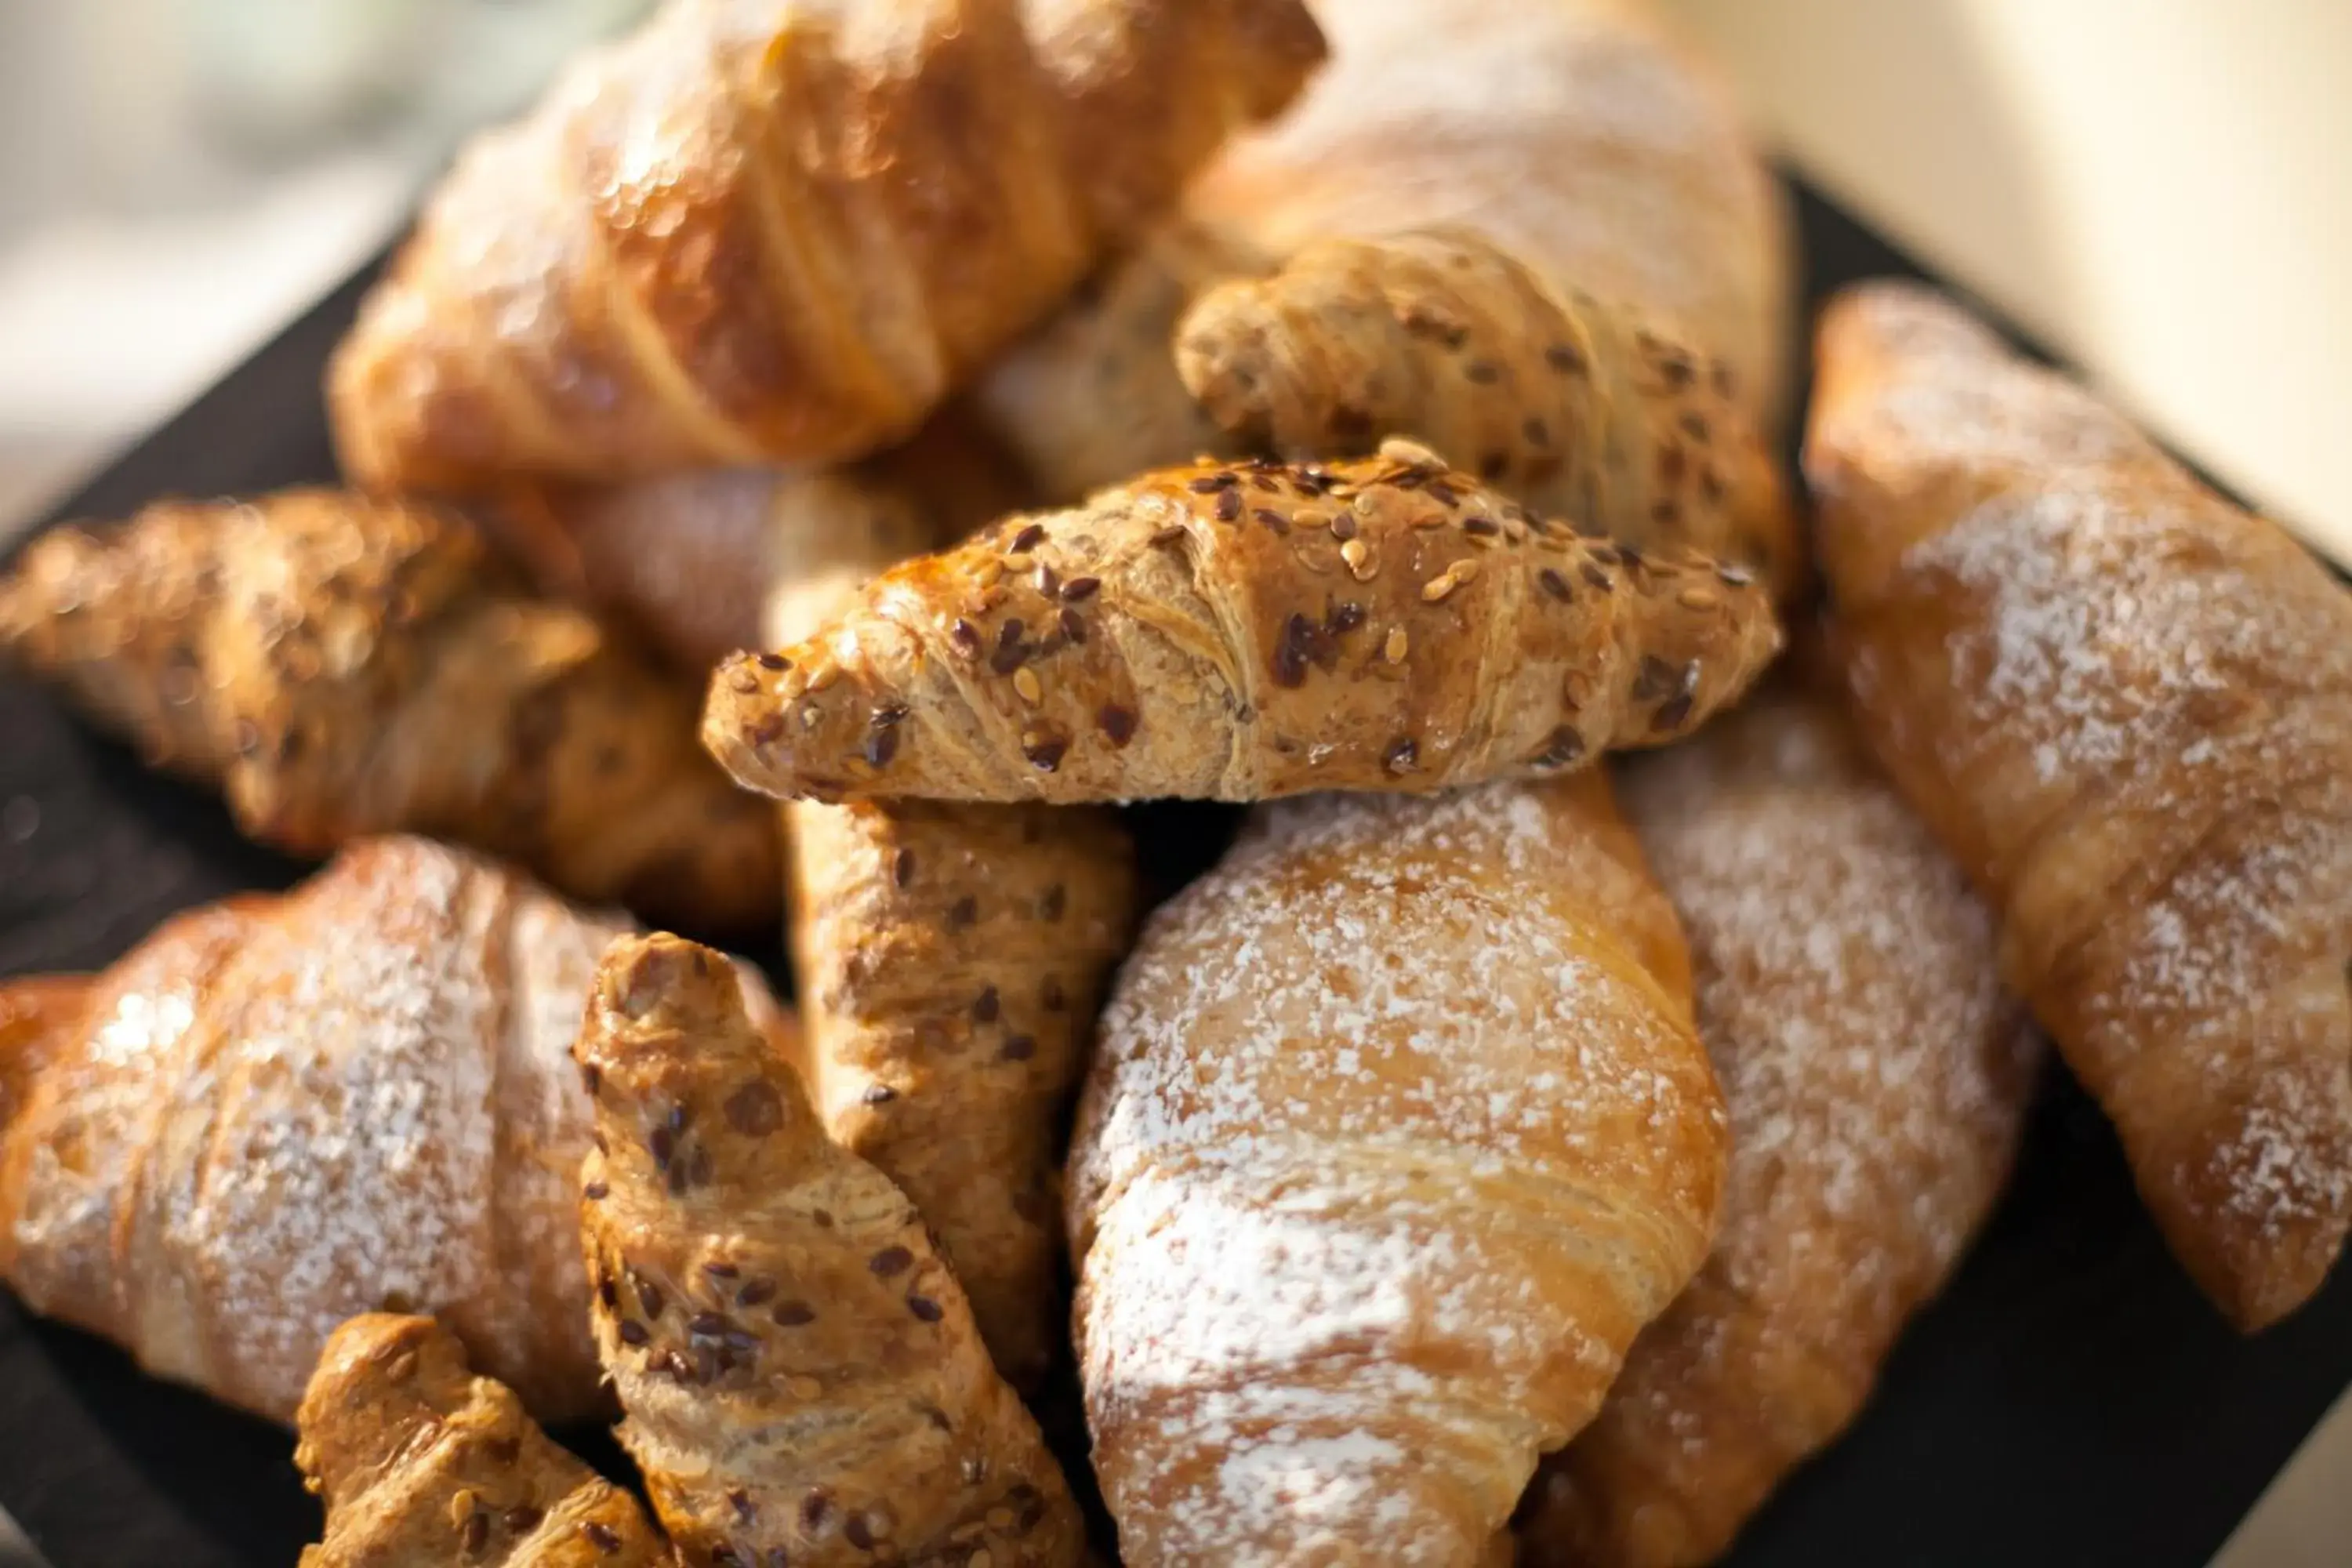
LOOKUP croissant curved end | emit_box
[0,977,89,1142]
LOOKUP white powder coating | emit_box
[1069,781,1725,1563]
[1621,695,2035,1380]
[1,838,631,1421]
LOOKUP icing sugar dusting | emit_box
[1622,699,2034,1367]
[1073,782,1721,1560]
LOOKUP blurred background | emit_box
[0,2,2345,1561]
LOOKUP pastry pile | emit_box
[1,2,2345,1565]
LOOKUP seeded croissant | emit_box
[705,442,1781,805]
[1807,282,2352,1330]
[0,837,791,1423]
[0,489,779,931]
[296,1314,670,1566]
[1067,772,1727,1564]
[328,0,1327,492]
[767,521,1138,1391]
[1174,227,1803,593]
[576,933,1087,1567]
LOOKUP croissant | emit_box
[328,0,1328,493]
[977,0,1793,498]
[1065,771,1726,1565]
[575,933,1087,1567]
[766,521,1139,1390]
[704,442,1781,805]
[1515,684,2041,1567]
[0,489,779,931]
[1174,227,1802,593]
[487,410,1033,673]
[1804,281,2352,1330]
[296,1314,670,1566]
[0,837,743,1424]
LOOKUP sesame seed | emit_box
[1717,561,1754,586]
[1652,692,1696,731]
[1149,524,1188,547]
[1385,627,1409,663]
[1421,572,1460,603]
[1188,473,1236,493]
[1425,481,1460,506]
[1462,516,1500,537]
[1330,512,1359,540]
[862,1083,897,1105]
[1058,607,1086,644]
[1007,524,1045,553]
[580,1522,622,1554]
[1272,612,1319,687]
[1538,567,1573,602]
[1546,342,1586,376]
[1677,587,1720,611]
[1022,731,1069,771]
[773,1301,816,1326]
[505,1504,543,1534]
[1254,507,1290,535]
[1012,668,1043,705]
[893,848,916,887]
[584,1180,608,1201]
[755,652,789,671]
[1582,564,1613,591]
[974,985,1000,1023]
[689,1311,729,1336]
[1384,737,1417,773]
[870,1246,913,1276]
[1098,704,1137,745]
[1531,725,1586,768]
[1327,601,1366,633]
[736,1277,777,1308]
[1214,488,1243,523]
[1000,1036,1036,1062]
[1339,539,1370,575]
[617,1320,648,1346]
[1061,575,1100,600]
[789,1375,823,1401]
[459,1511,490,1556]
[862,727,898,768]
[1034,564,1058,596]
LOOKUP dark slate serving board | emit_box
[2,179,2347,1568]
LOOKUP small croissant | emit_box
[0,489,779,930]
[705,442,1780,804]
[296,1313,670,1566]
[575,933,1087,1568]
[1174,228,1803,593]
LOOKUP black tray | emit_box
[3,179,2347,1568]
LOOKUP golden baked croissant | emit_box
[575,933,1087,1567]
[0,837,794,1424]
[0,489,779,931]
[296,1314,670,1566]
[1516,684,2040,1568]
[1066,771,1727,1565]
[488,410,1032,673]
[766,521,1139,1391]
[1805,281,2352,1330]
[977,0,1794,497]
[328,0,1328,494]
[1174,227,1802,593]
[705,442,1781,804]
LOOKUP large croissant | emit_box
[0,490,780,931]
[1066,772,1727,1565]
[0,837,791,1423]
[706,444,1780,804]
[1173,227,1803,592]
[296,1314,670,1566]
[767,519,1139,1391]
[1517,685,2040,1567]
[487,409,1032,673]
[576,933,1087,1567]
[329,0,1327,493]
[978,0,1793,497]
[1805,281,2352,1330]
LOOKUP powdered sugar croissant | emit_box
[330,0,1327,492]
[1806,281,2352,1330]
[705,443,1780,805]
[1067,772,1726,1564]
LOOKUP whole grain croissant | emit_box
[296,1314,670,1566]
[1066,772,1727,1565]
[576,933,1087,1567]
[1174,227,1803,593]
[705,443,1780,804]
[1517,685,2040,1567]
[1806,281,2352,1330]
[0,489,779,931]
[0,837,791,1424]
[978,0,1793,497]
[767,519,1138,1391]
[329,0,1327,494]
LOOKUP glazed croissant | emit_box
[706,443,1781,804]
[1518,685,2040,1567]
[329,0,1328,493]
[978,0,1794,498]
[0,489,780,931]
[1805,281,2352,1330]
[488,409,1032,673]
[296,1314,670,1566]
[1066,772,1727,1565]
[0,837,791,1424]
[576,933,1087,1567]
[1174,227,1803,593]
[767,520,1139,1391]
